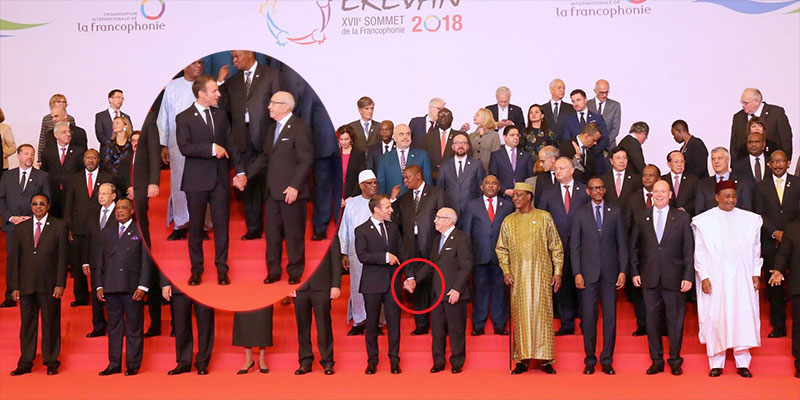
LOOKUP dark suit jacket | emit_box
[540,100,575,139]
[247,114,313,200]
[662,173,698,216]
[731,155,772,189]
[366,141,394,172]
[94,109,132,146]
[422,128,472,177]
[176,105,243,192]
[132,113,162,189]
[43,124,88,156]
[394,183,444,260]
[461,196,514,265]
[774,218,800,296]
[562,110,609,175]
[348,119,381,153]
[355,219,403,294]
[731,103,793,162]
[418,228,473,300]
[629,207,694,290]
[96,219,150,294]
[570,202,628,284]
[694,173,753,215]
[625,189,651,235]
[533,171,556,208]
[41,143,86,193]
[409,115,436,149]
[487,104,525,129]
[0,168,51,232]
[601,169,641,208]
[617,135,645,175]
[298,235,342,292]
[337,149,366,199]
[63,169,113,235]
[488,146,534,196]
[435,156,485,217]
[681,136,709,179]
[8,216,68,295]
[755,174,800,257]
[376,148,432,196]
[558,139,597,183]
[537,181,590,248]
[219,62,281,153]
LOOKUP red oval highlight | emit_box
[390,257,445,314]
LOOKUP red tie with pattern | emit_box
[34,222,41,247]
[487,197,495,222]
[87,172,93,198]
[564,185,571,213]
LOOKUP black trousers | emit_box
[133,188,162,332]
[170,293,214,369]
[791,295,799,370]
[643,284,685,367]
[4,230,16,302]
[364,291,401,364]
[311,155,337,235]
[89,270,107,333]
[431,298,467,369]
[409,245,431,331]
[762,259,787,331]
[625,275,646,331]
[69,233,90,304]
[293,289,334,368]
[105,293,144,370]
[241,141,265,234]
[554,257,576,331]
[18,293,61,369]
[580,279,617,367]
[471,262,507,331]
[264,197,306,280]
[186,182,230,274]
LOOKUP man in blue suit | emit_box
[461,175,514,335]
[488,126,534,200]
[377,124,432,197]
[436,132,485,221]
[537,157,590,335]
[562,89,609,175]
[570,177,628,375]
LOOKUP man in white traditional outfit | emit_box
[692,179,762,378]
[338,170,379,335]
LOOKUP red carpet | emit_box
[0,171,797,399]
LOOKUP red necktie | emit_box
[646,192,653,208]
[487,197,495,222]
[34,222,41,247]
[428,121,435,133]
[87,172,93,198]
[440,130,447,157]
[60,147,66,165]
[115,110,120,118]
[564,185,571,213]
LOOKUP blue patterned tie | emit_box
[273,122,282,145]
[595,205,602,230]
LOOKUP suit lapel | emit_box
[34,218,52,249]
[246,66,260,102]
[269,117,289,154]
[415,184,431,216]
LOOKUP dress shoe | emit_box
[709,368,723,377]
[288,277,300,285]
[554,328,574,336]
[377,327,384,335]
[541,364,557,374]
[217,272,230,285]
[494,328,509,335]
[197,368,208,375]
[583,365,595,375]
[259,363,269,374]
[471,328,484,336]
[0,299,16,308]
[237,361,254,375]
[323,366,334,375]
[632,328,647,336]
[671,366,683,376]
[768,329,787,338]
[99,366,121,376]
[143,329,161,338]
[241,231,261,240]
[794,368,799,378]
[47,366,58,375]
[390,362,401,374]
[10,368,31,376]
[311,232,326,241]
[201,231,210,241]
[188,271,202,286]
[86,330,106,338]
[410,328,429,335]
[263,276,279,284]
[646,363,665,375]
[511,363,529,374]
[294,365,312,375]
[70,301,88,307]
[167,365,191,375]
[451,366,462,374]
[737,368,752,378]
[124,369,138,376]
[602,365,616,375]
[430,365,444,373]
[166,229,187,241]
[365,363,377,375]
[347,325,365,336]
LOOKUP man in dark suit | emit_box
[562,89,609,175]
[731,88,793,162]
[662,151,698,217]
[486,86,525,136]
[348,96,380,153]
[557,123,601,183]
[63,149,112,307]
[755,151,800,338]
[366,120,395,172]
[0,144,51,307]
[536,157,590,335]
[732,132,771,188]
[461,175,514,335]
[160,274,215,375]
[617,122,648,176]
[540,79,575,139]
[422,108,471,179]
[414,207,472,373]
[9,193,68,376]
[409,97,445,149]
[671,120,709,179]
[84,183,117,337]
[96,198,150,376]
[771,210,800,378]
[39,107,88,165]
[177,76,244,286]
[218,50,280,240]
[355,194,406,374]
[376,124,432,196]
[571,177,628,375]
[435,132,485,220]
[40,122,85,218]
[695,147,753,215]
[630,180,694,375]
[94,89,132,146]
[532,145,559,208]
[601,147,641,208]
[245,91,313,284]
[394,164,444,335]
[489,126,534,200]
[291,236,342,375]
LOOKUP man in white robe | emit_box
[692,180,762,378]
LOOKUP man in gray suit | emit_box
[587,79,621,151]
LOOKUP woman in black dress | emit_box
[233,306,273,374]
[520,104,556,165]
[99,116,133,198]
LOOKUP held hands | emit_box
[132,289,146,301]
[214,144,229,159]
[504,273,514,286]
[574,274,585,290]
[503,188,514,198]
[403,279,416,293]
[233,175,247,191]
[616,273,626,290]
[774,230,785,243]
[446,289,460,304]
[283,186,298,204]
[679,280,693,293]
[162,285,172,301]
[552,274,562,293]
[768,270,784,286]
[330,287,341,299]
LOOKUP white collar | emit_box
[414,181,426,194]
[33,213,48,226]
[654,204,670,214]
[440,225,456,239]
[245,61,257,75]
[101,202,116,213]
[276,112,292,127]
[754,102,765,117]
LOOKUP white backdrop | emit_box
[1,0,798,173]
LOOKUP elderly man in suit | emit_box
[489,126,534,200]
[177,75,244,286]
[461,175,514,335]
[376,123,432,196]
[366,120,395,172]
[600,147,641,208]
[662,151,698,217]
[84,183,117,338]
[630,180,694,376]
[436,132,484,220]
[671,120,709,179]
[40,122,85,219]
[587,80,622,150]
[409,97,445,149]
[695,147,753,215]
[541,79,575,139]
[571,177,628,375]
[617,122,648,175]
[9,193,68,376]
[96,198,151,376]
[348,96,380,153]
[40,107,88,165]
[486,86,525,141]
[0,144,51,308]
[772,208,800,378]
[94,89,132,146]
[731,88,793,162]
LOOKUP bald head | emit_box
[594,79,609,102]
[553,157,574,184]
[549,79,566,101]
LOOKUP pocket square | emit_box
[281,138,290,141]
[130,235,139,241]
[445,247,452,251]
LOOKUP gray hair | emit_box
[437,207,458,224]
[743,88,763,102]
[495,86,511,96]
[429,97,445,107]
[710,146,730,159]
[538,145,559,160]
[53,121,70,133]
[629,121,650,137]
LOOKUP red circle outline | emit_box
[390,257,445,314]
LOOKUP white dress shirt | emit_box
[32,214,48,241]
[560,179,575,203]
[749,154,766,180]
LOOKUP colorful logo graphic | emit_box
[0,18,49,38]
[694,0,800,14]
[260,0,332,46]
[628,0,648,4]
[140,0,166,20]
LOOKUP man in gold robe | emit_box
[496,182,563,374]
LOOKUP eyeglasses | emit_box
[588,186,606,191]
[269,100,287,106]
[31,202,47,206]
[596,91,609,95]
[740,99,758,105]
[452,141,469,146]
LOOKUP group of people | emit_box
[1,50,798,380]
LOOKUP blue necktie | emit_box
[439,233,447,253]
[595,205,602,230]
[656,210,665,243]
[273,122,282,145]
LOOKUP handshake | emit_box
[233,174,247,191]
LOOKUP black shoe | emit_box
[583,365,595,375]
[323,366,334,375]
[495,329,509,335]
[241,231,262,240]
[602,365,615,375]
[168,365,191,375]
[471,328,484,336]
[288,277,300,285]
[347,325,365,336]
[201,231,210,241]
[46,366,58,375]
[768,329,787,338]
[365,363,377,375]
[410,328,429,335]
[390,362,401,374]
[0,299,16,308]
[511,363,528,375]
[554,328,574,336]
[86,329,106,338]
[10,368,31,376]
[197,368,208,375]
[237,361,254,375]
[794,368,799,378]
[188,271,202,286]
[259,363,269,374]
[124,369,138,376]
[217,272,230,285]
[294,365,312,375]
[737,368,752,378]
[263,276,279,284]
[646,363,665,375]
[709,368,723,377]
[99,366,121,376]
[451,366,462,374]
[166,229,187,241]
[632,328,647,336]
[377,327,384,336]
[311,233,326,241]
[144,329,161,338]
[671,366,683,376]
[430,365,444,373]
[70,301,88,307]
[541,364,557,374]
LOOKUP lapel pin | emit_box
[194,113,199,117]
[287,124,292,129]
[646,217,650,221]
[607,208,611,212]
[255,74,260,78]
[127,231,131,235]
